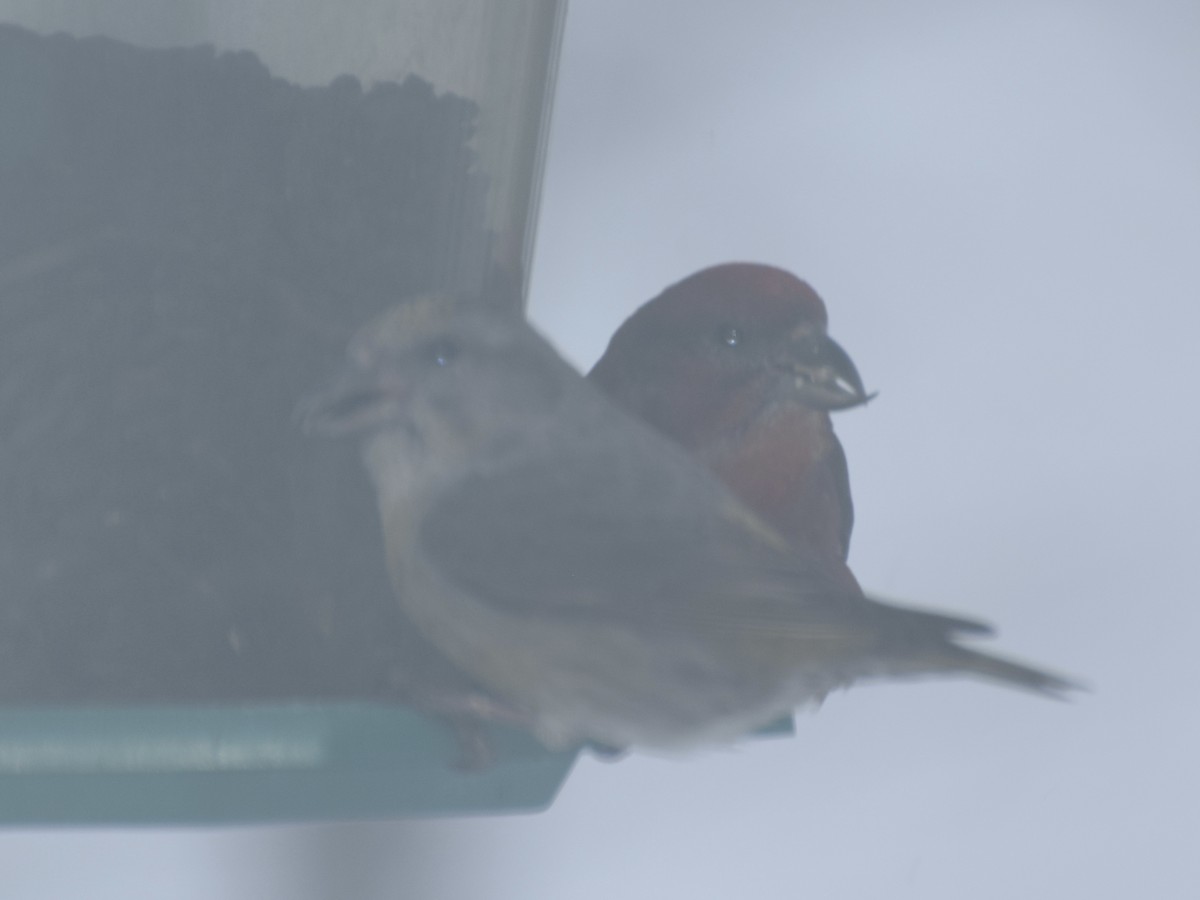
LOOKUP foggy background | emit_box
[3,0,1198,897]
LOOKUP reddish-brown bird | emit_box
[589,263,870,589]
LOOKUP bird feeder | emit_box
[0,0,571,824]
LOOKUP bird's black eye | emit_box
[717,324,742,348]
[426,337,459,367]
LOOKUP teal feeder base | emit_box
[0,704,577,826]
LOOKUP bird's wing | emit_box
[826,433,855,561]
[419,447,988,646]
[415,440,1092,698]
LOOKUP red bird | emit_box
[589,264,870,587]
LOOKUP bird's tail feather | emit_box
[923,643,1083,698]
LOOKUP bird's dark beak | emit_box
[786,332,875,411]
[298,365,410,438]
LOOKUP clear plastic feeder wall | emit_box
[0,1,569,823]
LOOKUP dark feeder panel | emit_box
[0,2,570,823]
